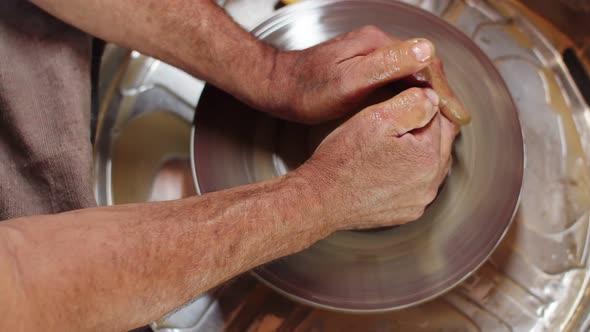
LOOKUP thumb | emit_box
[363,87,439,137]
[345,39,436,93]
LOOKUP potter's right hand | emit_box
[295,87,458,231]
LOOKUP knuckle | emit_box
[385,92,417,114]
[385,47,405,65]
[395,87,427,108]
[377,47,410,74]
[369,41,425,83]
[371,49,400,81]
[406,87,428,102]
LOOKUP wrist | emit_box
[258,50,298,118]
[240,43,282,108]
[278,171,335,241]
[239,49,305,122]
[182,37,281,111]
[220,43,288,113]
[289,163,346,234]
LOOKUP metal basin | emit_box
[191,0,524,311]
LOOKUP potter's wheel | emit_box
[94,0,590,330]
[191,0,523,311]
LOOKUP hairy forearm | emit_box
[30,0,275,106]
[0,174,329,331]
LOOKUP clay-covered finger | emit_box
[348,39,436,92]
[439,114,459,161]
[364,87,439,137]
[412,59,471,125]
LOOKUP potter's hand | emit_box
[295,87,458,230]
[258,26,434,124]
[257,26,469,125]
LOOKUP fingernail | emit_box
[424,88,439,106]
[411,39,434,62]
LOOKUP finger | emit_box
[363,87,439,137]
[348,38,436,92]
[439,114,458,162]
[413,59,471,125]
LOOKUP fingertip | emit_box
[410,38,436,63]
[440,97,471,126]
